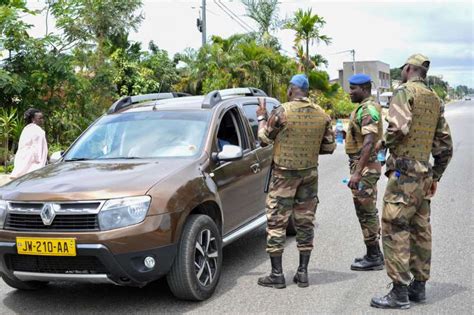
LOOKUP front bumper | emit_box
[0,241,177,287]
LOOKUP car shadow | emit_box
[2,223,357,313]
[1,226,269,313]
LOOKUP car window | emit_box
[242,102,278,143]
[216,107,249,152]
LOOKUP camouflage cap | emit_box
[400,53,430,70]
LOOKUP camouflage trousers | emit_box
[266,168,318,256]
[349,161,381,246]
[382,170,433,285]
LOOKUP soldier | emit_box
[256,74,335,289]
[371,54,453,309]
[345,74,384,271]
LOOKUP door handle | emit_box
[250,163,261,174]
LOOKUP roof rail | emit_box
[202,87,267,108]
[108,92,191,113]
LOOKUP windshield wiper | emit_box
[97,156,143,160]
[64,157,91,162]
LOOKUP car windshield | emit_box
[64,110,211,160]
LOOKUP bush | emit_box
[311,87,354,119]
[0,164,13,174]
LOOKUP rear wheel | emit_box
[1,274,48,290]
[167,215,222,301]
[286,214,297,236]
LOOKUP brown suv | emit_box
[0,88,293,301]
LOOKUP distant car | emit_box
[464,96,471,101]
[379,92,393,108]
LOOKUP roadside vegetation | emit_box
[1,1,468,173]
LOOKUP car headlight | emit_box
[98,196,151,231]
[0,200,7,229]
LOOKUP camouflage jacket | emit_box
[258,97,336,171]
[385,77,453,181]
[346,96,383,163]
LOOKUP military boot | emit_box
[371,283,410,309]
[408,279,426,303]
[351,243,384,271]
[293,251,310,288]
[257,255,286,289]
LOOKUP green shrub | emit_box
[0,164,13,174]
[311,86,354,119]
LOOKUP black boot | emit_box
[408,279,426,302]
[351,243,384,271]
[293,251,310,288]
[257,255,286,289]
[371,283,410,309]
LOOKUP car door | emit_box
[210,105,263,234]
[240,99,280,212]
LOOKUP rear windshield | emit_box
[64,110,211,160]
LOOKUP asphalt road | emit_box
[1,101,472,314]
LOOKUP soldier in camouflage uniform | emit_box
[345,74,384,271]
[371,54,453,309]
[256,74,335,289]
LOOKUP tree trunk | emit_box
[4,137,8,170]
[305,36,310,75]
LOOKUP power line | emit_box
[213,0,253,33]
[218,0,256,32]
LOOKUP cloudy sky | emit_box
[25,0,473,87]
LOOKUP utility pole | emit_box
[332,49,356,73]
[201,0,207,46]
[196,0,207,46]
[350,49,356,75]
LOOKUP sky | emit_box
[24,0,474,87]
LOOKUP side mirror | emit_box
[212,145,243,162]
[50,151,64,163]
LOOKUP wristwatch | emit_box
[257,115,267,122]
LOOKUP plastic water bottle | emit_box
[377,149,386,162]
[342,178,364,190]
[336,119,344,144]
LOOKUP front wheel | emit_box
[167,214,222,301]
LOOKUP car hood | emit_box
[0,159,193,201]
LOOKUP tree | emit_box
[0,107,18,169]
[241,0,281,48]
[390,68,401,81]
[284,8,331,74]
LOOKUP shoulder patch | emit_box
[366,104,380,121]
[356,104,380,124]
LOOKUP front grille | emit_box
[4,213,99,231]
[5,201,102,231]
[6,254,108,274]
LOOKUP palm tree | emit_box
[285,8,331,74]
[241,0,281,48]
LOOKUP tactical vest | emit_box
[345,100,383,155]
[392,83,440,162]
[273,100,327,170]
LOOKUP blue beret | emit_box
[349,74,372,85]
[290,74,309,90]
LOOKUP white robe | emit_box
[10,123,48,179]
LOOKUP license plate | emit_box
[16,237,76,256]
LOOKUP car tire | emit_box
[1,274,48,290]
[167,214,223,301]
[286,214,297,236]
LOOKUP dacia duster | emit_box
[0,88,297,301]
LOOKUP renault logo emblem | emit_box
[40,203,58,226]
